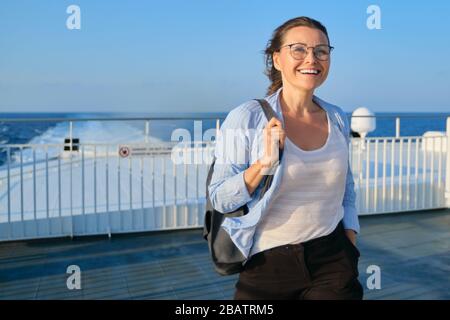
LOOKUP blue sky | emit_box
[0,0,449,113]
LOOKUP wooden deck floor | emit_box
[0,208,449,300]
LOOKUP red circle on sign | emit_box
[119,146,130,158]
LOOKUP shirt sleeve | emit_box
[342,160,360,233]
[208,106,253,213]
[340,109,361,233]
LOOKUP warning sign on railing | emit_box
[118,144,174,158]
[119,146,130,158]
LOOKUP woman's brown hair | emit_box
[264,16,330,96]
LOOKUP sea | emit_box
[0,112,449,166]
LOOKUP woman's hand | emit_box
[259,117,286,169]
[345,229,357,246]
[244,117,285,195]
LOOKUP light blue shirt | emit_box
[208,87,360,259]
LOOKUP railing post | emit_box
[216,119,220,136]
[69,121,73,151]
[395,117,400,138]
[145,120,150,143]
[445,117,450,208]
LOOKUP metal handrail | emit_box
[0,116,227,122]
[1,113,450,123]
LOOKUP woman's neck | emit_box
[280,84,321,118]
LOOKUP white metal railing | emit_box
[350,133,449,215]
[0,141,215,241]
[0,116,449,242]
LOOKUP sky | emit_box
[0,0,449,113]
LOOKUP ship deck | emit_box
[0,208,449,300]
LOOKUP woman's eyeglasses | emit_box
[280,43,334,61]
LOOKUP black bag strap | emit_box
[254,98,284,161]
[255,99,278,124]
[253,99,283,199]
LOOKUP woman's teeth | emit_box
[298,69,320,75]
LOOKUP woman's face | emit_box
[273,26,331,93]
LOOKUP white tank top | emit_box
[250,112,349,256]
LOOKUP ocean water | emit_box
[0,112,449,166]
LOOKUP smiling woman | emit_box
[208,16,363,300]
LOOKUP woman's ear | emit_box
[273,52,281,71]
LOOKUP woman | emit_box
[209,16,363,300]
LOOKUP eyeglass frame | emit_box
[279,42,335,61]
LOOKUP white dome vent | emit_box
[351,107,376,139]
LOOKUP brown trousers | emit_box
[234,221,364,300]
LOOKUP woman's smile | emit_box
[297,68,322,75]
